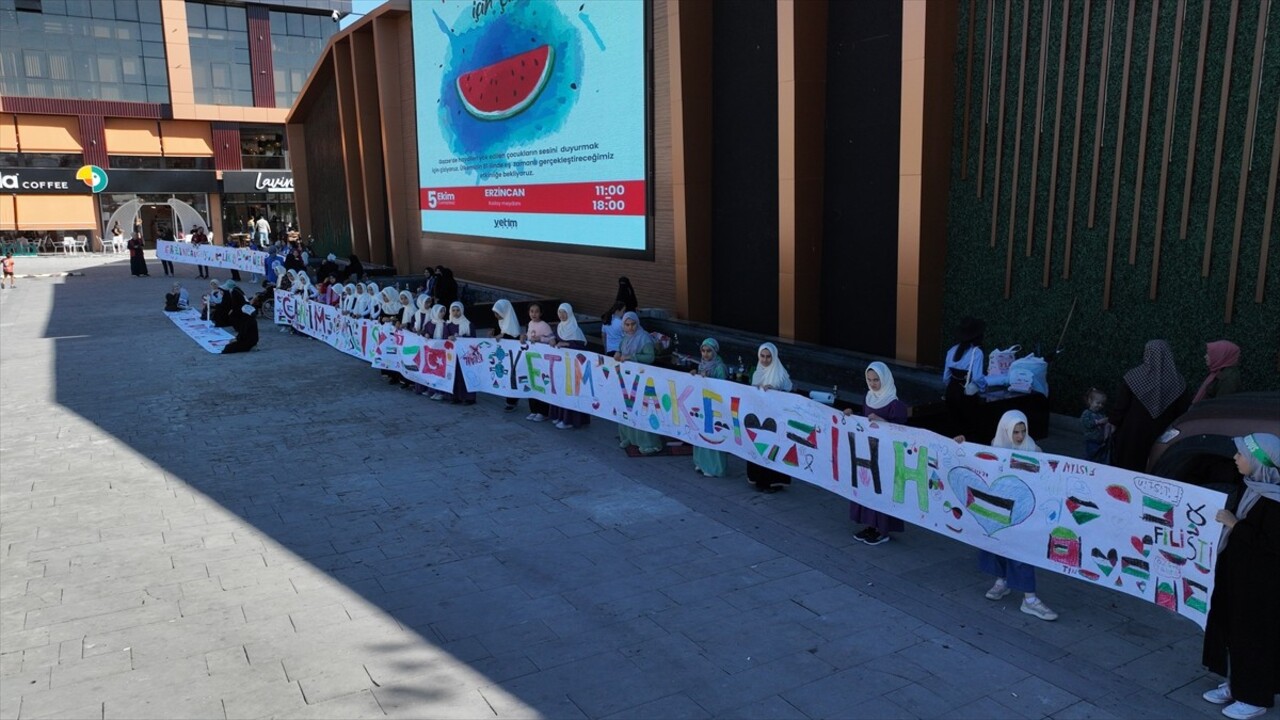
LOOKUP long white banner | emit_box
[277,299,1225,627]
[273,291,457,392]
[157,240,268,273]
[165,309,234,353]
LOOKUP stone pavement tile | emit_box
[477,683,584,720]
[49,649,132,688]
[56,564,210,605]
[296,664,377,706]
[15,656,208,720]
[204,646,249,675]
[884,679,974,718]
[105,614,292,669]
[372,683,496,720]
[1159,678,1232,719]
[685,602,825,674]
[1059,629,1154,670]
[646,596,738,634]
[600,692,711,720]
[288,602,352,633]
[895,636,1029,698]
[222,680,305,720]
[938,695,1029,720]
[103,692,224,720]
[272,686,381,717]
[41,601,181,644]
[781,663,918,719]
[1108,642,1210,696]
[712,694,810,720]
[659,567,771,605]
[526,614,666,669]
[474,619,558,658]
[988,675,1081,717]
[0,651,21,678]
[490,651,635,717]
[0,691,19,720]
[1051,700,1123,719]
[684,650,837,716]
[618,632,726,681]
[24,590,156,630]
[24,702,104,720]
[466,653,539,684]
[719,570,844,612]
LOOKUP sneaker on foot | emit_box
[1222,702,1267,720]
[525,413,538,420]
[853,527,874,541]
[1203,684,1233,705]
[985,582,1011,600]
[1020,598,1058,621]
[530,414,546,422]
[860,529,890,546]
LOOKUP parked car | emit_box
[1147,391,1280,495]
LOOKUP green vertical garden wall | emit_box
[944,0,1279,413]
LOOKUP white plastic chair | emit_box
[74,235,88,253]
[61,236,76,254]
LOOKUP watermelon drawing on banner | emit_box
[457,45,555,120]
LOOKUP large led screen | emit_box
[412,0,649,252]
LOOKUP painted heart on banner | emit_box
[743,414,780,460]
[1130,534,1152,558]
[947,467,1035,536]
[1091,547,1119,576]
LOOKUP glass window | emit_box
[204,3,224,29]
[186,1,251,106]
[114,0,138,22]
[0,0,169,102]
[269,7,334,108]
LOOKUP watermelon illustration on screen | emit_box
[456,45,555,121]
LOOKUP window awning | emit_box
[15,115,82,153]
[11,195,97,232]
[0,115,17,153]
[104,119,163,156]
[160,121,214,156]
[0,195,15,231]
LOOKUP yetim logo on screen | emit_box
[413,0,649,252]
[76,165,109,193]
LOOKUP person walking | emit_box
[2,252,15,289]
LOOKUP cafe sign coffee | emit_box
[222,170,294,194]
[0,168,92,194]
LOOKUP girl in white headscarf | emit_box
[747,342,795,491]
[491,298,522,339]
[1201,433,1280,719]
[751,342,793,392]
[377,288,400,323]
[421,304,450,401]
[846,362,910,546]
[979,410,1057,622]
[397,290,415,328]
[410,295,432,335]
[442,301,475,404]
[340,284,357,315]
[548,303,591,430]
[490,298,525,413]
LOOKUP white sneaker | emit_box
[985,582,1011,600]
[525,413,538,420]
[1020,598,1058,621]
[530,414,546,422]
[1222,702,1267,720]
[554,421,569,429]
[1203,684,1233,705]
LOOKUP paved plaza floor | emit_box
[0,254,1240,719]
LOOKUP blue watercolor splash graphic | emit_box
[436,1,585,167]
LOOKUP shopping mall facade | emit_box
[0,0,347,250]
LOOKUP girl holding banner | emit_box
[1200,433,1280,720]
[548,304,591,431]
[615,312,663,454]
[979,411,1059,621]
[746,343,795,492]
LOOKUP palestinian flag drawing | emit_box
[965,486,1016,525]
[1183,578,1209,613]
[1065,496,1101,525]
[1009,452,1040,473]
[1121,557,1150,580]
[1141,494,1175,527]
